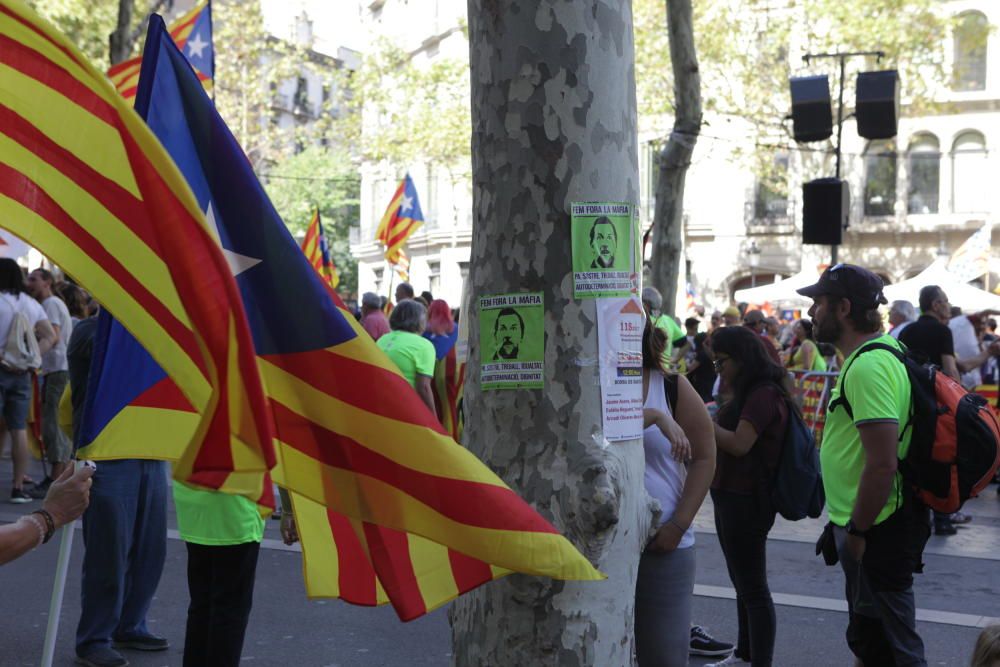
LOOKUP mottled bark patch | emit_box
[453,1,649,665]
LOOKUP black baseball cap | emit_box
[796,264,888,309]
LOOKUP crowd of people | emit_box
[635,266,1000,667]
[4,263,1000,667]
[0,257,262,667]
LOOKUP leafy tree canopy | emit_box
[264,146,360,295]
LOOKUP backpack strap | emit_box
[827,341,905,421]
[662,373,679,413]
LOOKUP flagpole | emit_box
[385,257,396,308]
[207,0,215,104]
[40,463,81,667]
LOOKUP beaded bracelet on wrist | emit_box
[19,514,45,549]
[31,509,55,543]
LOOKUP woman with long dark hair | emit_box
[706,326,792,667]
[635,322,716,666]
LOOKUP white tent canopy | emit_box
[883,259,1000,312]
[733,267,820,307]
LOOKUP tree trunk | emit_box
[108,0,173,66]
[451,2,649,665]
[649,0,701,318]
[108,0,136,65]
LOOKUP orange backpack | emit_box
[831,342,1000,513]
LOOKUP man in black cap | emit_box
[797,264,929,667]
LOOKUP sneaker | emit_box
[690,625,734,657]
[27,477,53,499]
[949,511,972,525]
[9,487,32,504]
[113,634,169,651]
[76,647,129,667]
[706,655,750,667]
[934,521,958,536]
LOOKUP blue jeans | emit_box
[76,460,168,656]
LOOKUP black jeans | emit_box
[836,497,930,667]
[711,488,777,667]
[184,541,261,667]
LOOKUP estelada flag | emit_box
[301,209,339,289]
[948,222,993,283]
[393,247,410,282]
[0,0,272,500]
[82,15,602,621]
[375,174,423,264]
[106,0,213,103]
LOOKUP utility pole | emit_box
[802,50,884,266]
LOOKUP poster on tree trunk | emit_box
[597,296,644,442]
[571,202,638,298]
[479,292,544,390]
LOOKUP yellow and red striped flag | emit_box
[393,247,410,282]
[432,344,464,443]
[375,174,423,264]
[73,15,602,622]
[0,0,274,503]
[106,0,213,103]
[300,209,339,288]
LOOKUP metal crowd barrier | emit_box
[785,374,999,447]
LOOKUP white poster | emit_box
[597,296,644,442]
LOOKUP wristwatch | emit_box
[845,520,868,538]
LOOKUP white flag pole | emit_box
[40,463,80,667]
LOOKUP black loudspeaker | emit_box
[789,76,833,142]
[802,178,849,245]
[856,70,900,140]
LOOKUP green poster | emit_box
[479,293,544,390]
[571,202,638,299]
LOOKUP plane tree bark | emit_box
[450,1,651,665]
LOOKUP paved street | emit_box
[1,455,997,666]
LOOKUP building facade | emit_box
[351,0,999,314]
[683,0,1000,314]
[350,0,473,308]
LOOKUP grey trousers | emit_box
[635,545,696,667]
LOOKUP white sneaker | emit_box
[705,654,749,667]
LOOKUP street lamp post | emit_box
[748,240,761,288]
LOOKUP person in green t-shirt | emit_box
[641,286,688,366]
[797,264,928,667]
[173,482,264,666]
[376,299,436,413]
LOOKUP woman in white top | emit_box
[635,320,716,666]
[0,259,57,503]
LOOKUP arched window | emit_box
[907,134,940,214]
[863,139,897,217]
[954,11,988,91]
[952,131,988,213]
